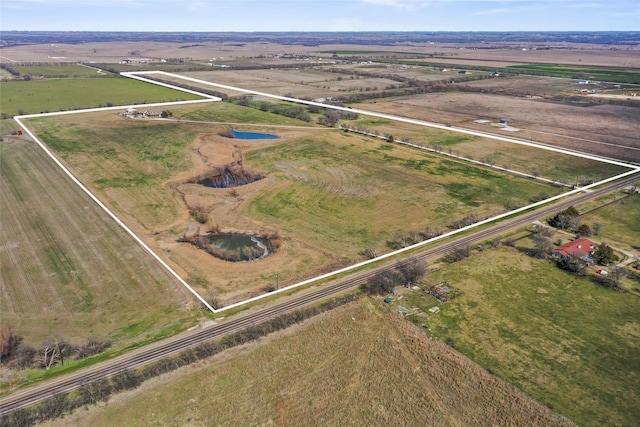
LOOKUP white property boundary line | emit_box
[14,71,640,315]
[14,84,222,313]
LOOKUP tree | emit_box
[576,223,593,238]
[0,326,22,363]
[359,247,379,259]
[446,246,471,263]
[608,266,628,289]
[532,235,554,258]
[592,222,603,236]
[396,257,427,287]
[548,206,580,230]
[557,255,587,275]
[361,270,399,295]
[593,243,619,266]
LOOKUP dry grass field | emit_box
[22,100,585,306]
[2,39,638,68]
[41,299,575,427]
[403,247,640,427]
[356,92,640,161]
[0,137,197,348]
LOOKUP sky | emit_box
[1,0,638,32]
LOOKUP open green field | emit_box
[579,192,640,251]
[43,299,573,427]
[244,133,561,255]
[14,64,109,78]
[0,139,196,349]
[399,246,640,427]
[347,113,630,185]
[0,77,202,117]
[21,101,570,304]
[507,64,640,84]
[24,113,196,230]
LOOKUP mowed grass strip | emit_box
[45,299,573,427]
[0,77,202,117]
[418,247,640,427]
[14,64,106,78]
[0,140,195,346]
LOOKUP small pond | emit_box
[209,234,269,262]
[231,129,280,140]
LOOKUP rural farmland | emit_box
[1,31,639,426]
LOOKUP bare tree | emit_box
[608,266,628,289]
[396,257,427,287]
[359,247,379,259]
[532,235,554,258]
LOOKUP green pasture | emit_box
[580,192,640,250]
[26,103,559,259]
[508,64,640,84]
[14,64,108,78]
[244,134,560,256]
[178,102,320,126]
[0,77,202,117]
[408,247,640,427]
[346,119,628,184]
[24,115,198,228]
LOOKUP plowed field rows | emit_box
[0,138,195,346]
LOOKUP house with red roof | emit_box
[553,238,596,265]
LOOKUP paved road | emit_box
[1,173,637,416]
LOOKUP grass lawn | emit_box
[0,77,202,117]
[403,246,640,427]
[43,299,572,427]
[579,192,640,251]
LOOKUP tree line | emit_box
[0,328,111,371]
[0,294,358,427]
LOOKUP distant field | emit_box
[0,138,196,349]
[400,247,640,427]
[14,64,109,78]
[507,64,640,84]
[356,92,640,162]
[0,77,202,117]
[43,299,574,427]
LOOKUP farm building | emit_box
[553,238,596,265]
[499,118,515,125]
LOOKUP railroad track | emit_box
[1,174,638,416]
